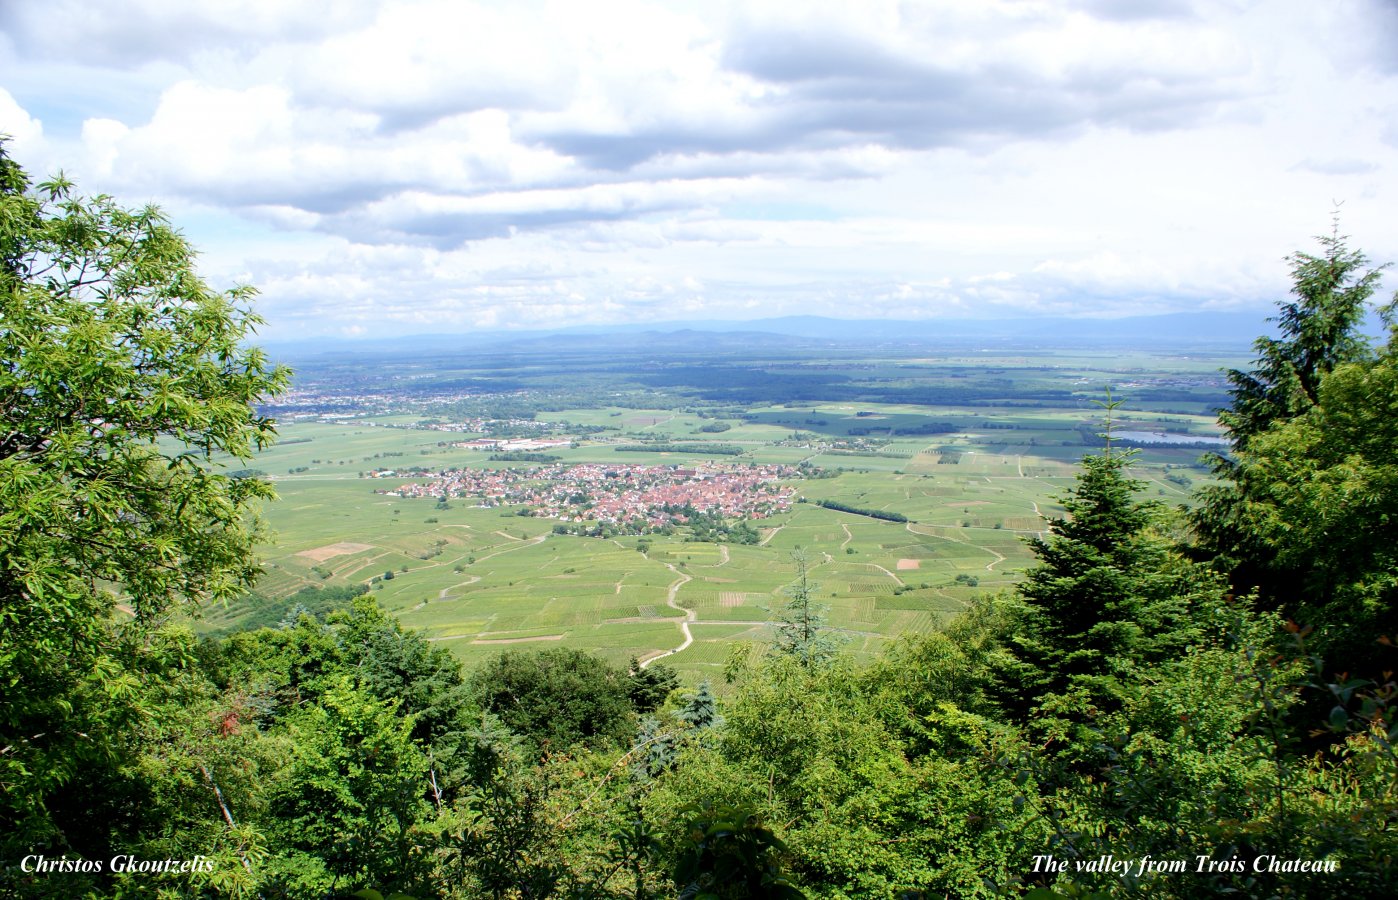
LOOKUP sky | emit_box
[1,0,1396,341]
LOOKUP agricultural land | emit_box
[203,332,1244,682]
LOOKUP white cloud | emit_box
[0,87,43,152]
[2,0,1396,336]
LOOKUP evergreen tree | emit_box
[770,550,843,667]
[677,680,722,731]
[1218,219,1386,449]
[1003,448,1150,709]
[1195,224,1395,660]
[628,657,680,713]
[1198,314,1398,668]
[998,403,1212,743]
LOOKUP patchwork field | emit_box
[201,346,1240,681]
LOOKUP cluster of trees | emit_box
[3,148,1396,897]
[814,499,909,523]
[683,509,761,544]
[489,452,562,463]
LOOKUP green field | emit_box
[206,346,1240,681]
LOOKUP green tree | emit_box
[1217,220,1386,448]
[0,142,288,861]
[770,550,843,668]
[1194,226,1396,666]
[266,678,433,897]
[998,415,1213,747]
[628,658,679,713]
[471,648,637,753]
[648,656,1040,897]
[1198,328,1398,667]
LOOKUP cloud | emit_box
[0,0,378,68]
[0,88,43,150]
[3,0,1396,336]
[1291,157,1380,176]
[57,0,1254,250]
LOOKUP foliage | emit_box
[1195,225,1398,671]
[814,498,908,522]
[3,190,1396,900]
[674,803,804,900]
[769,551,845,668]
[629,659,680,713]
[265,678,433,897]
[1197,344,1398,666]
[205,583,370,635]
[471,648,638,753]
[648,655,1044,898]
[1217,220,1386,448]
[996,443,1214,750]
[0,141,288,870]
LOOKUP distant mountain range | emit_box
[264,310,1390,361]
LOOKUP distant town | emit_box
[372,462,799,532]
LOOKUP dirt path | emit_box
[1030,501,1049,537]
[839,523,853,550]
[411,576,481,611]
[866,562,905,587]
[638,563,695,668]
[475,533,548,563]
[717,545,730,566]
[759,524,784,546]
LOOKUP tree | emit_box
[1198,318,1398,666]
[628,657,679,713]
[471,648,637,752]
[1218,219,1386,449]
[770,550,843,668]
[1194,225,1396,665]
[0,142,288,859]
[998,404,1213,743]
[266,678,433,896]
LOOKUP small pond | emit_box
[1113,431,1228,447]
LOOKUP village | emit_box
[372,462,799,531]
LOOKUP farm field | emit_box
[205,344,1243,681]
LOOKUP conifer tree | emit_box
[1218,219,1386,449]
[1195,223,1392,622]
[770,550,844,667]
[998,397,1207,738]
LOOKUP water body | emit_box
[1114,431,1228,447]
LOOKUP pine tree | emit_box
[1218,218,1385,450]
[770,550,843,667]
[1196,223,1390,611]
[677,680,722,731]
[998,398,1210,739]
[1006,449,1151,705]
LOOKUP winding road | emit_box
[638,562,695,668]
